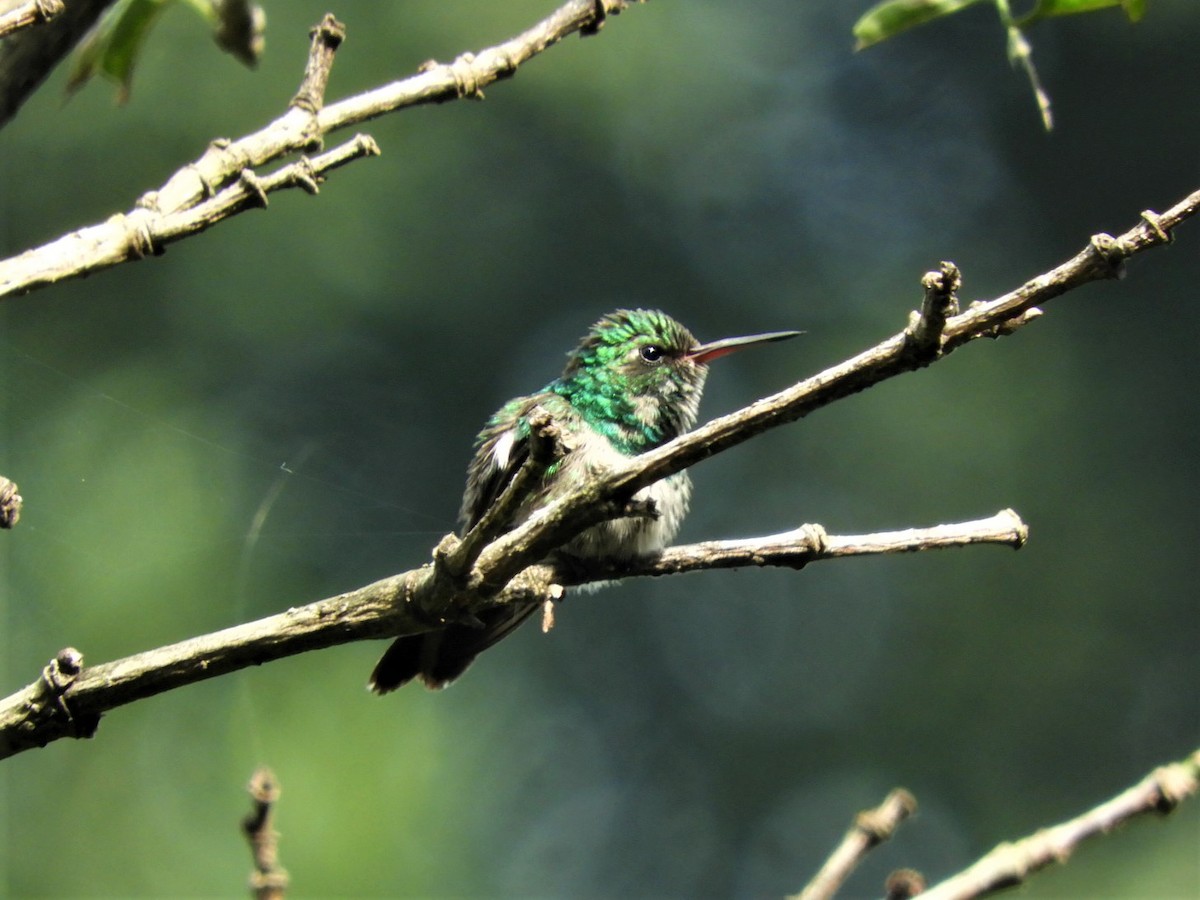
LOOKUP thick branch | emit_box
[0,0,638,300]
[918,749,1200,900]
[0,0,64,39]
[0,0,113,126]
[0,512,1014,759]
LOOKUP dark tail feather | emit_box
[368,601,543,693]
[367,628,482,693]
[367,635,426,694]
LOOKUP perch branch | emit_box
[792,788,918,900]
[1,185,1196,758]
[0,188,1194,759]
[0,512,1015,759]
[0,0,640,300]
[462,189,1199,599]
[918,748,1200,900]
[0,0,63,38]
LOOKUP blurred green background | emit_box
[1,1,1198,896]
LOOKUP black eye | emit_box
[640,345,664,363]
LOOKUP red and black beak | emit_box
[686,329,802,365]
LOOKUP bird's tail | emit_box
[368,600,543,693]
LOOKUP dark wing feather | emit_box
[369,393,555,693]
[458,393,550,532]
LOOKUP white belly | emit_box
[552,428,691,560]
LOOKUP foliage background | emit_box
[1,1,1197,896]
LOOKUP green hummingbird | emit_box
[369,308,799,692]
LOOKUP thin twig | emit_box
[792,788,918,900]
[0,11,355,297]
[290,14,344,115]
[0,511,1020,759]
[903,260,961,361]
[243,767,289,900]
[918,749,1200,900]
[561,510,1027,582]
[0,132,379,296]
[0,475,21,528]
[145,134,381,241]
[0,0,637,300]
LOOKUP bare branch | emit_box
[0,132,380,296]
[0,512,1014,759]
[314,0,633,128]
[792,788,918,900]
[0,569,416,758]
[919,749,1200,900]
[788,748,1200,899]
[903,260,961,361]
[290,13,343,115]
[243,767,289,900]
[0,0,639,300]
[559,510,1027,582]
[0,474,21,528]
[0,0,63,38]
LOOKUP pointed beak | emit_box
[686,329,802,365]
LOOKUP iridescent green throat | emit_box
[548,372,667,455]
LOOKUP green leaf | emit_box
[66,0,263,103]
[67,0,170,102]
[1029,0,1148,19]
[853,0,985,50]
[1121,0,1147,21]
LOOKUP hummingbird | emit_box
[369,309,799,692]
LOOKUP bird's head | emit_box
[556,309,800,451]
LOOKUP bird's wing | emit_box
[458,392,558,532]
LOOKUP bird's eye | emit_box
[640,345,664,364]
